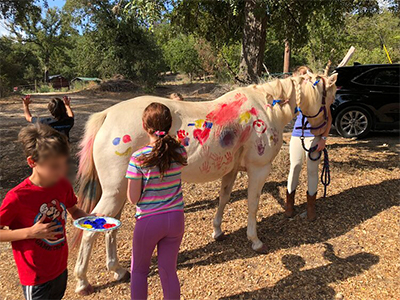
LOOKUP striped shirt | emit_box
[126,146,187,219]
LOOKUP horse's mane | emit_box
[238,73,328,126]
[234,77,298,125]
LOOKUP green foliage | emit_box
[0,0,42,23]
[7,7,74,82]
[296,10,400,72]
[163,34,201,80]
[2,0,400,97]
[65,0,164,87]
[0,36,42,97]
[214,42,241,81]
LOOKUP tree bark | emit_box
[237,0,267,83]
[283,39,291,75]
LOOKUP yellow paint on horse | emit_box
[239,111,251,123]
[115,147,132,156]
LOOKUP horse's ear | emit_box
[327,73,338,87]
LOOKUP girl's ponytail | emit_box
[139,103,187,179]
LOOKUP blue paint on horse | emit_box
[112,137,121,145]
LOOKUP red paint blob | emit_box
[249,107,258,116]
[253,119,267,134]
[122,135,131,143]
[206,93,247,126]
[103,223,116,229]
[193,128,211,145]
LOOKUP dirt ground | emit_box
[0,83,399,300]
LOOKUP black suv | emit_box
[331,63,400,138]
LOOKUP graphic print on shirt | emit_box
[34,199,67,246]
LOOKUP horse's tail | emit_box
[71,111,107,248]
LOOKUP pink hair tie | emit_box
[154,131,167,137]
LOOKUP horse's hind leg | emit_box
[105,207,130,281]
[75,230,99,295]
[74,191,127,295]
[213,168,238,240]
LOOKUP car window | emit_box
[353,68,399,87]
[353,69,376,85]
[373,69,399,86]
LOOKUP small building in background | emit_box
[48,75,69,89]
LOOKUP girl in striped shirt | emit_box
[126,102,187,300]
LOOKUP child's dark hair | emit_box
[18,124,70,162]
[48,98,68,120]
[140,102,187,179]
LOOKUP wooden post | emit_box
[338,46,355,68]
[283,40,291,74]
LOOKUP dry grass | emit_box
[0,85,399,300]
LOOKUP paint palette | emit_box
[73,216,121,232]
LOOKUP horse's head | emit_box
[291,71,338,133]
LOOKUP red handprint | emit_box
[199,161,211,173]
[210,153,223,170]
[224,151,233,165]
[177,130,190,146]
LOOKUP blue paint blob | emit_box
[112,137,121,145]
[83,218,108,229]
[204,122,213,129]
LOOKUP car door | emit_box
[352,66,400,128]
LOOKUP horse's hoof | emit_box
[307,215,317,222]
[78,284,94,296]
[284,211,295,218]
[254,244,268,254]
[114,270,131,281]
[213,232,226,241]
[119,271,131,282]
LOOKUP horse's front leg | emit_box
[246,163,271,253]
[212,168,239,240]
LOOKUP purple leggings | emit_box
[131,211,184,300]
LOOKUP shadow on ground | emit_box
[184,180,286,214]
[177,179,398,269]
[219,243,379,300]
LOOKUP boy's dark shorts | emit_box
[22,269,67,300]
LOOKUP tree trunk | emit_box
[283,39,291,75]
[44,68,49,83]
[237,0,267,83]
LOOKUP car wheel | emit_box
[335,106,373,138]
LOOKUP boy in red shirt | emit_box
[0,124,98,300]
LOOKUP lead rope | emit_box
[320,148,330,198]
[300,133,331,198]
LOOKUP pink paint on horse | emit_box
[249,107,258,116]
[206,93,247,126]
[78,136,95,177]
[239,126,252,144]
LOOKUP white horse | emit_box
[73,73,337,294]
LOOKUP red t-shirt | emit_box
[0,177,77,285]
